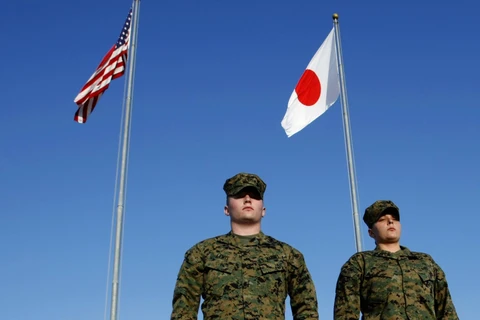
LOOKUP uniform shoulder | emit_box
[261,234,309,268]
[336,251,373,277]
[181,234,228,264]
[409,250,434,260]
[185,234,228,253]
[263,234,302,254]
[407,250,445,275]
[346,250,375,261]
[339,250,377,270]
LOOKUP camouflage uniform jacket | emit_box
[334,246,458,320]
[171,231,319,320]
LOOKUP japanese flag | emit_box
[281,28,340,137]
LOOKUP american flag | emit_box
[73,9,132,123]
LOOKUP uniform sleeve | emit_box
[171,246,204,320]
[334,255,362,320]
[433,261,459,320]
[287,249,319,320]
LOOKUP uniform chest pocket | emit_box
[364,268,392,304]
[259,260,285,275]
[204,260,235,297]
[417,270,435,301]
[258,259,287,299]
[418,270,434,285]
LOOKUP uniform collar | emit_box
[373,245,413,259]
[217,231,272,247]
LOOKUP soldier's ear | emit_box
[368,228,375,239]
[261,207,266,217]
[224,205,230,216]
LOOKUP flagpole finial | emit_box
[332,13,339,21]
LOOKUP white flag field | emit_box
[281,28,340,137]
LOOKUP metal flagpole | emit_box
[109,1,141,320]
[332,13,363,252]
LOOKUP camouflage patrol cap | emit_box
[363,200,400,228]
[223,173,267,199]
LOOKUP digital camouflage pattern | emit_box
[223,173,267,199]
[363,200,400,228]
[334,246,459,320]
[171,232,318,319]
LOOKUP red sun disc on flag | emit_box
[295,69,321,106]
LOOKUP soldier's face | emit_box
[224,187,265,224]
[369,214,402,244]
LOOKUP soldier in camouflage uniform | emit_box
[334,200,458,320]
[171,172,319,320]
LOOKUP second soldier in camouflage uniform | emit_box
[171,172,319,320]
[334,200,458,320]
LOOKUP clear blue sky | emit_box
[2,0,479,319]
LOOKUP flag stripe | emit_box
[73,9,132,123]
[74,45,128,104]
[74,94,102,124]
